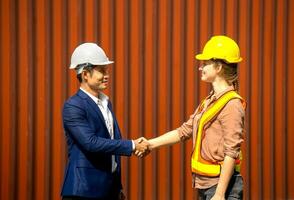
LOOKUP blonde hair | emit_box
[214,59,239,91]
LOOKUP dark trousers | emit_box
[198,173,243,200]
[62,193,119,200]
[63,197,118,200]
[63,197,99,200]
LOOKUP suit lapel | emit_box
[77,90,122,140]
[77,90,108,131]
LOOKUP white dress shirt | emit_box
[80,88,117,172]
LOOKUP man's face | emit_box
[83,65,109,92]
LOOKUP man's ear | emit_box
[81,71,88,82]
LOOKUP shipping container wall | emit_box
[1,0,294,199]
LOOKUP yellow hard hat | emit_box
[195,35,242,63]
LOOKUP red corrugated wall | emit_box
[1,0,294,199]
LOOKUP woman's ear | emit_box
[215,63,223,74]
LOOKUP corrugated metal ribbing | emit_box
[1,0,294,199]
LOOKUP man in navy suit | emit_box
[61,43,149,200]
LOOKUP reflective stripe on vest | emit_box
[191,90,245,177]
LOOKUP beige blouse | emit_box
[177,86,245,189]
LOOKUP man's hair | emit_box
[213,59,239,91]
[76,64,95,83]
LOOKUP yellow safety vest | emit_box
[191,90,245,177]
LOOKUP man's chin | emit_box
[99,86,108,91]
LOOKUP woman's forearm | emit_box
[148,129,181,149]
[214,155,235,197]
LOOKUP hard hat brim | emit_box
[195,54,211,61]
[195,54,242,63]
[69,60,114,69]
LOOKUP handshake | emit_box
[133,137,152,158]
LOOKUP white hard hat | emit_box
[70,43,114,72]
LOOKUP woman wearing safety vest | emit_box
[145,35,246,200]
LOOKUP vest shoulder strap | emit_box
[199,91,244,127]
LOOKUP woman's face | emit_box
[198,60,219,82]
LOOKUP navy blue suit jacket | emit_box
[61,89,133,199]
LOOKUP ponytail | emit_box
[214,59,239,91]
[231,79,239,92]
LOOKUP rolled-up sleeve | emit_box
[219,99,245,159]
[177,108,198,141]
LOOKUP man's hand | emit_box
[118,190,126,200]
[133,137,150,157]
